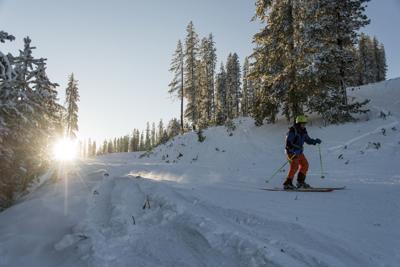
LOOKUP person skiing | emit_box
[283,115,321,190]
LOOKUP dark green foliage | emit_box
[355,34,387,85]
[251,0,372,125]
[198,34,217,129]
[226,53,241,120]
[241,57,255,117]
[215,63,227,125]
[183,21,200,128]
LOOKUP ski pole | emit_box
[318,144,325,179]
[266,154,295,183]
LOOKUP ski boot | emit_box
[283,178,296,190]
[296,172,311,189]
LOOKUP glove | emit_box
[315,138,322,144]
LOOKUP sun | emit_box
[53,138,78,161]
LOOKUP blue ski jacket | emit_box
[285,124,318,155]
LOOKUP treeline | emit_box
[80,118,181,157]
[0,31,64,208]
[354,33,387,85]
[168,22,255,131]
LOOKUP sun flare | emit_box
[53,138,78,161]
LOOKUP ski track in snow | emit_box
[55,172,371,267]
[327,120,399,152]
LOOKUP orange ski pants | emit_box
[287,153,308,180]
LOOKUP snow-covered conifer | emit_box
[215,64,227,125]
[145,122,151,150]
[252,0,300,123]
[168,40,184,133]
[225,53,241,119]
[167,118,181,139]
[139,131,145,151]
[65,74,79,138]
[151,122,156,147]
[198,35,217,129]
[241,57,255,117]
[157,120,164,144]
[107,140,113,154]
[183,21,200,129]
[375,39,387,82]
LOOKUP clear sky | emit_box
[0,0,399,142]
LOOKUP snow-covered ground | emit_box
[1,78,399,267]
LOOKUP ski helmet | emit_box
[295,115,308,124]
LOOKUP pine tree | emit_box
[357,34,375,84]
[151,122,156,147]
[107,140,114,154]
[129,130,135,152]
[139,131,145,151]
[206,34,217,124]
[65,73,79,138]
[197,39,209,129]
[251,0,300,123]
[157,120,164,145]
[183,21,200,129]
[241,57,255,117]
[225,53,241,119]
[376,41,387,82]
[371,37,381,82]
[215,63,227,125]
[0,36,64,201]
[355,35,386,84]
[197,35,217,129]
[13,37,45,181]
[293,0,339,122]
[145,122,151,150]
[299,0,370,123]
[135,129,140,151]
[168,40,184,133]
[330,0,370,108]
[32,60,64,147]
[0,32,18,205]
[123,135,129,152]
[252,0,370,124]
[167,118,181,140]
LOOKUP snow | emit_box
[1,78,400,266]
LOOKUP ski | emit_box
[314,186,346,190]
[261,188,333,192]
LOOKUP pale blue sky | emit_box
[0,0,398,142]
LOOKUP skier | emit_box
[283,115,321,190]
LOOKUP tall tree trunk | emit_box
[180,63,184,133]
[287,0,299,121]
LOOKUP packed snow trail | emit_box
[0,78,399,266]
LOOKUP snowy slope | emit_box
[0,78,399,267]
